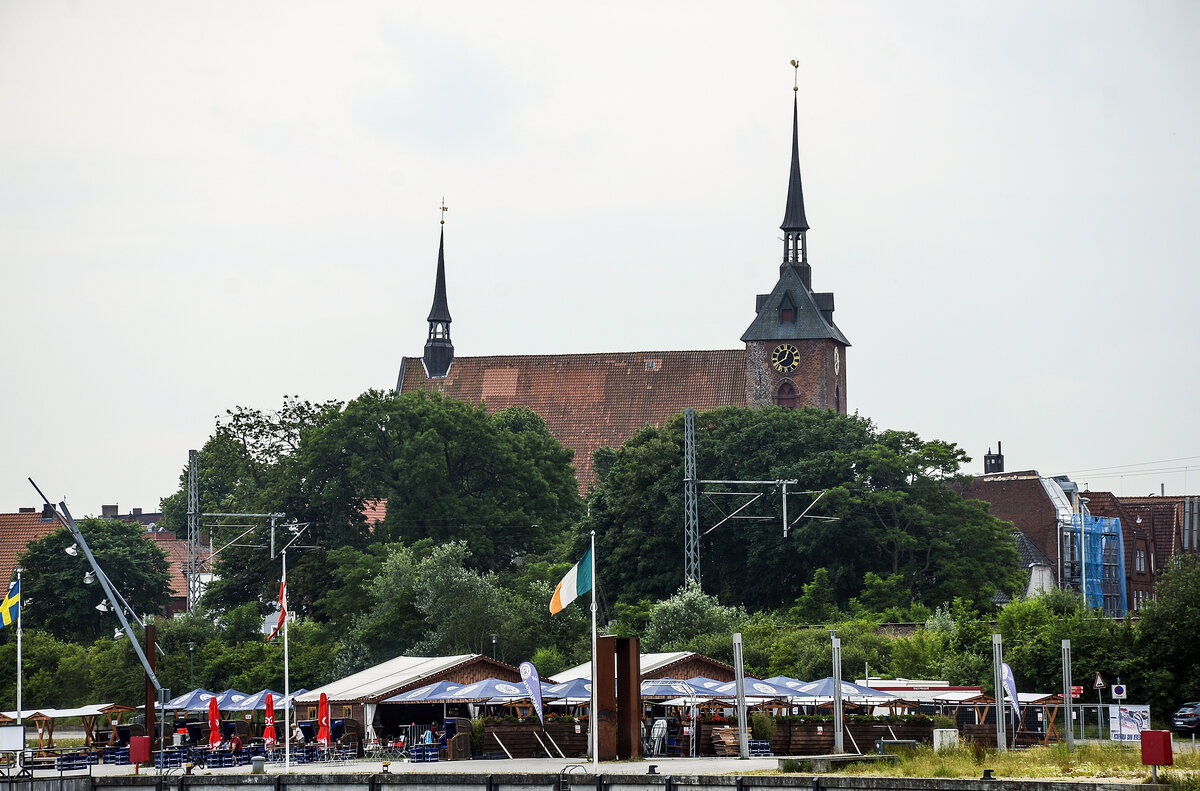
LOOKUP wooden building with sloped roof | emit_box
[294,653,519,739]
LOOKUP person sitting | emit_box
[291,723,306,744]
[230,733,243,755]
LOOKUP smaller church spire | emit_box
[422,202,454,378]
[426,227,451,324]
[781,61,810,269]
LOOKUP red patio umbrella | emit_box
[207,695,220,746]
[316,693,330,746]
[262,694,277,745]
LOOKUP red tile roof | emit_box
[1118,496,1190,559]
[144,531,194,599]
[1,512,198,608]
[398,350,747,493]
[361,499,387,525]
[0,510,62,586]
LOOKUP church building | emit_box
[396,92,850,493]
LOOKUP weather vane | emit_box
[440,198,448,225]
[790,59,799,92]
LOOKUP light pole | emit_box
[188,642,196,688]
[490,633,497,659]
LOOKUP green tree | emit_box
[587,406,1022,612]
[0,631,90,708]
[17,520,171,643]
[642,581,746,652]
[789,568,840,624]
[1134,555,1200,715]
[176,391,584,619]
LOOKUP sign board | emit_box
[1094,673,1106,689]
[0,725,24,752]
[1112,684,1127,700]
[1109,705,1151,742]
[1071,685,1083,698]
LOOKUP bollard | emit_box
[251,756,266,774]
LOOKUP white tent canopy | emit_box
[295,654,475,704]
[551,652,698,683]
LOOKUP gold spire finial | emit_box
[790,59,799,92]
[440,198,448,225]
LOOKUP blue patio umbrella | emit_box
[640,679,697,699]
[685,677,728,695]
[793,678,896,703]
[381,681,464,704]
[443,677,549,701]
[764,675,809,693]
[159,688,217,711]
[544,677,592,701]
[214,689,253,711]
[279,689,307,710]
[713,678,793,698]
[238,689,284,711]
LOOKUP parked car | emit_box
[1173,702,1200,734]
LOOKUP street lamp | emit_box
[490,633,497,659]
[64,543,78,557]
[84,571,95,584]
[188,642,196,688]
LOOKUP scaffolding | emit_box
[1061,514,1127,616]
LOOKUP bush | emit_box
[750,711,775,741]
[470,719,485,754]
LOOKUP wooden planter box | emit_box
[483,722,588,759]
[699,720,934,756]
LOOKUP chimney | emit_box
[40,503,56,522]
[984,441,1005,474]
[102,504,118,518]
[132,508,142,516]
[18,507,35,513]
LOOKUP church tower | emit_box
[741,80,849,412]
[422,222,454,379]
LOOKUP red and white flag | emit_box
[267,576,287,641]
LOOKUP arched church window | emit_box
[776,381,796,409]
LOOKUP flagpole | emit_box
[15,567,23,767]
[589,530,597,772]
[283,550,290,771]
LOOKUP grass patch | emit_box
[780,741,1200,782]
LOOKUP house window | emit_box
[1135,548,1146,573]
[307,706,316,721]
[343,706,352,719]
[776,381,797,409]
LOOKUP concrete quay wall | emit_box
[6,772,1164,791]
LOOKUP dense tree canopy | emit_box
[1133,555,1200,714]
[17,395,1191,728]
[17,519,172,643]
[585,406,1024,612]
[160,391,584,619]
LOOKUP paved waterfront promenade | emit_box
[40,755,783,777]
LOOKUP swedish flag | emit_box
[1,579,19,628]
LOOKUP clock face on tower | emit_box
[771,343,800,374]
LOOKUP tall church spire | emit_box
[422,205,454,378]
[781,62,810,269]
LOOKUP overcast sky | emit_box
[3,1,1199,516]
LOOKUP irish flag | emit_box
[549,548,593,614]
